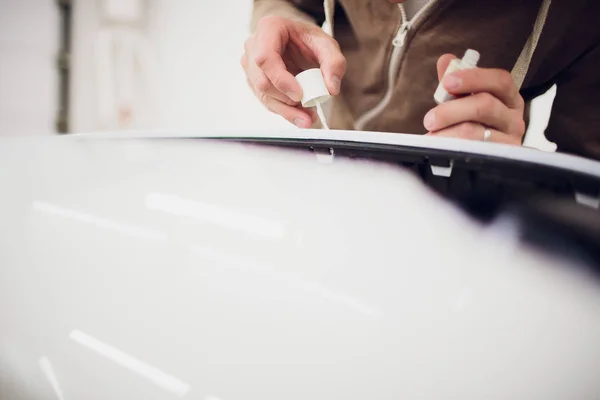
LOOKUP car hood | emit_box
[1,133,600,399]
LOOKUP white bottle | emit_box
[295,68,331,129]
[434,49,480,105]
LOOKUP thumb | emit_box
[306,33,347,95]
[437,53,457,81]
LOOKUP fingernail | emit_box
[423,111,436,130]
[286,91,302,103]
[444,75,462,91]
[331,75,341,93]
[294,118,310,128]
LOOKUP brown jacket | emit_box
[251,0,600,160]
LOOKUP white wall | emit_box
[70,0,286,133]
[147,0,288,132]
[70,0,555,150]
[0,0,59,136]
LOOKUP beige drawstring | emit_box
[323,0,335,36]
[511,0,552,90]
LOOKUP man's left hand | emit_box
[424,54,526,145]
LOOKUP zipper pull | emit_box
[392,22,410,47]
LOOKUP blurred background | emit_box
[0,0,557,151]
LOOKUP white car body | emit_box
[1,130,600,399]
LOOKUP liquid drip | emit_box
[316,103,329,130]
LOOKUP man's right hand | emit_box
[241,16,346,128]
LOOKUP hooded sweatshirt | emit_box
[251,0,600,160]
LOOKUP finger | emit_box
[246,74,298,106]
[255,50,304,103]
[436,53,457,82]
[301,31,347,95]
[246,54,299,106]
[304,106,318,123]
[260,95,315,128]
[253,20,303,102]
[423,92,513,133]
[427,122,521,145]
[442,68,524,110]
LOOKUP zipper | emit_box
[392,6,410,48]
[354,1,438,131]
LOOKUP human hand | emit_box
[241,16,346,128]
[424,54,526,145]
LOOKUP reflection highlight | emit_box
[70,330,190,397]
[146,193,285,240]
[33,201,167,241]
[39,357,66,400]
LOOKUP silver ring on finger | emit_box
[482,126,492,142]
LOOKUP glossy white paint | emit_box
[1,134,600,399]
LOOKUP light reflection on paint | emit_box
[39,357,66,400]
[32,201,167,241]
[145,193,285,240]
[70,330,190,397]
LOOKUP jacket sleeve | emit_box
[545,42,600,160]
[251,0,325,32]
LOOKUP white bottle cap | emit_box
[295,68,330,108]
[462,49,480,68]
